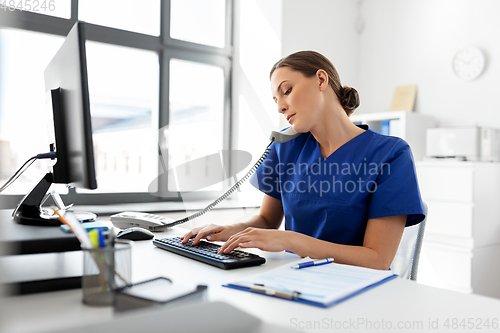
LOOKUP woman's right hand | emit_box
[181,223,241,245]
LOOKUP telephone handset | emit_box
[269,127,301,143]
[110,128,301,231]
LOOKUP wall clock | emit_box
[452,47,485,81]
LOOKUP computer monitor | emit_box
[13,21,97,226]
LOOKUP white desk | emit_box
[2,225,500,333]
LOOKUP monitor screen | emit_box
[13,21,97,225]
[44,21,97,189]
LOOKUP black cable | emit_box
[0,152,56,193]
[0,157,36,193]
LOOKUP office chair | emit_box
[389,202,428,280]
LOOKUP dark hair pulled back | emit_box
[270,50,360,116]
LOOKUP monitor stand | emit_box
[13,172,96,226]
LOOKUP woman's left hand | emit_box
[217,228,290,254]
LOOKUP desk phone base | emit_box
[153,237,266,270]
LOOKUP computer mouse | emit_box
[116,227,154,241]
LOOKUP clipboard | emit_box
[223,259,397,308]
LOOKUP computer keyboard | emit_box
[153,237,266,270]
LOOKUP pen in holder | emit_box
[82,240,132,306]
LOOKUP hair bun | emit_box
[340,86,360,115]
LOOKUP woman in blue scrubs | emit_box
[182,51,425,270]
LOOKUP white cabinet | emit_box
[350,111,435,160]
[416,161,500,298]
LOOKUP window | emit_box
[85,42,159,193]
[0,29,63,194]
[0,0,233,207]
[170,0,226,48]
[4,0,71,19]
[79,0,160,36]
[167,59,225,192]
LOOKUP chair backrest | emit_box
[389,202,428,280]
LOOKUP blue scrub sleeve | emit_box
[249,142,282,200]
[367,142,425,226]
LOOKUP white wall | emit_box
[358,0,500,127]
[282,0,359,103]
[280,0,500,128]
[232,0,283,147]
[233,0,359,138]
[230,0,283,206]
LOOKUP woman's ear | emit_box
[316,69,329,91]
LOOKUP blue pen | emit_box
[292,258,334,269]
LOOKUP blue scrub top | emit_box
[250,126,426,247]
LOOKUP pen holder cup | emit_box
[82,240,132,306]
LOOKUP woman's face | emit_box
[270,67,324,133]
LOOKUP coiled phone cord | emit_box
[160,140,274,229]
